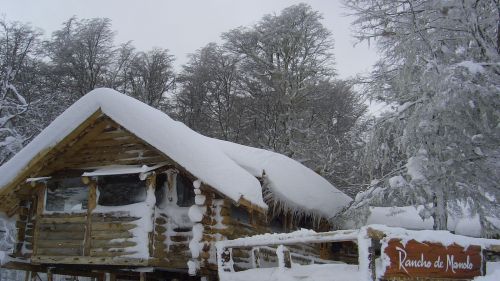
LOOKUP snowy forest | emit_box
[0,0,499,241]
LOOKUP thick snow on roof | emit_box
[211,139,352,217]
[0,88,351,216]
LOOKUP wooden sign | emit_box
[383,239,483,279]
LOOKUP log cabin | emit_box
[0,88,352,280]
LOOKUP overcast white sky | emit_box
[1,0,379,79]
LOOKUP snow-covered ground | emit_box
[219,263,360,281]
[219,261,500,281]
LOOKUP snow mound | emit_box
[366,205,496,237]
[0,88,351,217]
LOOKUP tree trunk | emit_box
[432,183,448,230]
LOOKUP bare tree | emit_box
[48,17,115,98]
[126,48,175,109]
[0,20,43,164]
[223,3,335,155]
[176,43,245,141]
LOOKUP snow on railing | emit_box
[216,225,500,280]
[216,228,360,275]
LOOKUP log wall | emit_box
[151,211,193,268]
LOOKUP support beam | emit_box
[146,173,157,257]
[84,180,97,256]
[47,268,53,281]
[33,183,46,256]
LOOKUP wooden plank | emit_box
[75,145,149,156]
[39,216,87,224]
[90,239,137,249]
[37,239,83,248]
[39,223,86,232]
[1,261,100,277]
[91,231,134,240]
[71,150,159,162]
[80,137,143,148]
[93,130,132,140]
[40,213,86,218]
[90,249,136,257]
[38,231,85,240]
[91,215,140,222]
[37,247,82,256]
[91,222,136,231]
[31,255,149,266]
[64,156,166,169]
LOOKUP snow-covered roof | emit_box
[0,88,351,217]
[211,139,352,217]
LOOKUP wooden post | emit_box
[84,181,97,256]
[139,272,146,281]
[369,239,377,281]
[146,174,157,257]
[109,273,116,281]
[32,183,46,256]
[46,269,53,281]
[251,248,261,268]
[276,245,292,269]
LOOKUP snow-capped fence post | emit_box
[276,245,291,269]
[251,247,260,268]
[218,247,234,273]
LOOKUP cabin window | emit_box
[97,174,146,206]
[231,205,251,225]
[155,172,195,207]
[45,178,88,212]
[155,173,167,206]
[176,174,195,207]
